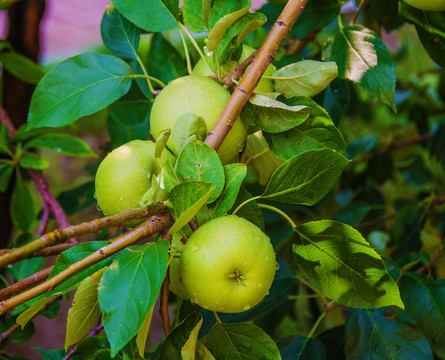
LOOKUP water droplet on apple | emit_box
[266,291,270,295]
[119,196,124,201]
[243,305,250,311]
[275,262,280,270]
[93,192,97,199]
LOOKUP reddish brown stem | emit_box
[0,323,20,340]
[354,213,397,230]
[160,269,171,336]
[204,0,309,151]
[417,249,444,274]
[223,50,258,89]
[0,214,173,315]
[352,0,367,25]
[0,266,52,301]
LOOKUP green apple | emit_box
[403,0,445,10]
[180,215,277,313]
[150,75,248,164]
[95,139,173,226]
[169,233,190,300]
[193,45,276,93]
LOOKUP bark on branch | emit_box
[204,0,309,150]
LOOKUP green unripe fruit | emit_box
[193,45,276,93]
[94,140,173,227]
[150,75,248,164]
[169,234,190,300]
[180,215,277,313]
[402,0,445,10]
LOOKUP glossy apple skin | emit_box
[180,215,277,313]
[169,233,190,300]
[150,75,248,164]
[94,140,172,227]
[403,0,445,10]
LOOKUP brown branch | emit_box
[36,199,50,237]
[204,0,309,151]
[223,50,258,89]
[0,323,20,340]
[286,28,321,56]
[0,266,52,301]
[160,269,171,336]
[0,213,174,315]
[417,249,444,274]
[354,213,397,230]
[387,133,434,152]
[0,202,168,268]
[0,105,16,136]
[27,169,78,244]
[351,0,367,25]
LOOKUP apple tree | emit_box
[0,0,445,358]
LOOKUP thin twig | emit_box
[160,269,171,336]
[204,0,309,151]
[0,267,52,301]
[285,28,321,56]
[417,249,444,274]
[354,213,397,230]
[36,200,50,237]
[0,105,16,136]
[28,169,78,244]
[0,213,173,315]
[351,0,367,25]
[387,133,434,152]
[0,202,167,268]
[223,50,258,89]
[0,323,20,340]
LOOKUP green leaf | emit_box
[242,94,310,133]
[19,152,50,170]
[34,348,69,360]
[203,322,281,360]
[7,257,45,281]
[196,341,216,360]
[65,268,106,349]
[99,241,169,357]
[57,181,95,216]
[0,51,44,84]
[0,164,14,192]
[262,148,349,205]
[24,133,97,158]
[10,170,36,232]
[230,186,264,231]
[136,307,154,355]
[146,33,188,85]
[183,0,211,32]
[209,164,247,218]
[175,140,225,203]
[399,2,445,67]
[27,52,133,129]
[159,159,180,192]
[100,6,140,59]
[155,129,171,158]
[113,0,178,32]
[0,124,12,156]
[171,114,207,154]
[293,220,404,308]
[167,181,215,235]
[263,96,346,160]
[325,25,396,112]
[108,84,152,149]
[206,0,251,51]
[216,12,267,64]
[345,307,433,359]
[272,60,338,98]
[159,312,203,359]
[280,336,326,360]
[45,242,114,297]
[399,273,445,354]
[17,297,56,329]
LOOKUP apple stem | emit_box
[232,195,262,215]
[257,203,297,229]
[307,312,326,339]
[179,26,194,76]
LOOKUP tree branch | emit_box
[0,266,52,301]
[160,269,171,336]
[0,202,167,268]
[0,213,173,315]
[204,0,309,151]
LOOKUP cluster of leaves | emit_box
[1,0,445,359]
